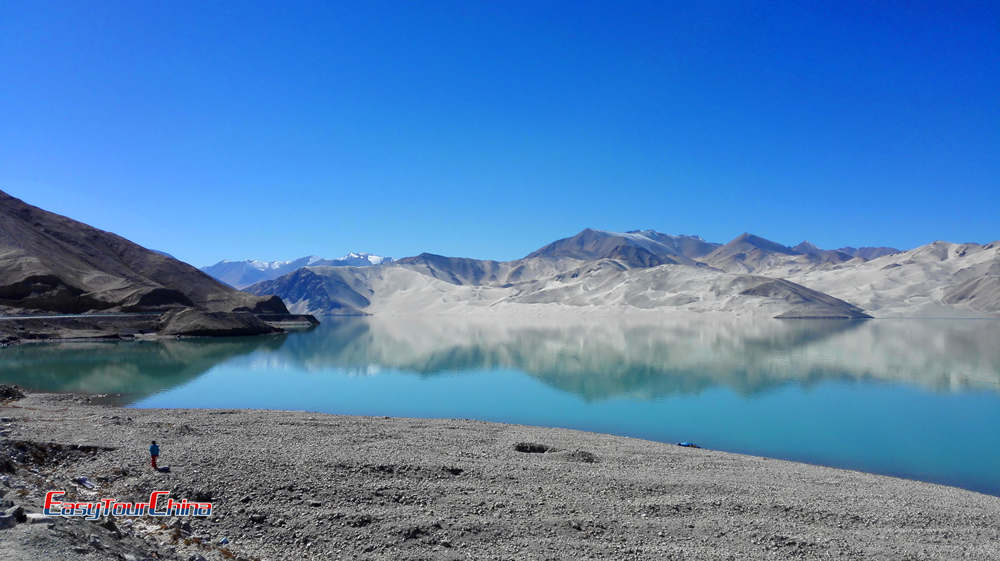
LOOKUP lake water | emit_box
[3,317,1000,495]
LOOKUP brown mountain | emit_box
[0,190,285,315]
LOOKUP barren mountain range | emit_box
[244,229,1000,319]
[2,189,996,324]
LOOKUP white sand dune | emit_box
[253,257,869,319]
[777,241,1000,317]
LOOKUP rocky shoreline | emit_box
[0,312,318,347]
[2,388,1000,560]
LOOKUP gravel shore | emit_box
[2,390,999,560]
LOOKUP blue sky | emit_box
[2,2,997,266]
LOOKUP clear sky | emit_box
[2,2,997,266]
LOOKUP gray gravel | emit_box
[2,391,1000,560]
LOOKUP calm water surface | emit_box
[3,317,999,495]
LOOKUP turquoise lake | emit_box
[3,317,999,495]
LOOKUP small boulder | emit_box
[514,442,552,454]
[0,385,25,401]
[0,505,26,529]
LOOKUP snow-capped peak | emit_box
[247,259,293,271]
[340,251,388,265]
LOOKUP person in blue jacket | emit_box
[150,441,160,470]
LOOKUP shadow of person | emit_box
[157,466,171,473]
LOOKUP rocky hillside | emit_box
[0,190,285,316]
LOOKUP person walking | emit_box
[149,440,160,470]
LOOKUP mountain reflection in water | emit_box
[0,335,287,403]
[268,317,1000,397]
[3,318,999,401]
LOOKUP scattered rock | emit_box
[346,514,374,528]
[5,505,26,523]
[402,525,428,540]
[0,513,18,529]
[0,385,25,402]
[176,424,197,434]
[101,518,122,538]
[170,518,193,536]
[514,442,552,453]
[564,450,598,463]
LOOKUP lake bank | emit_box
[2,390,999,560]
[0,312,318,346]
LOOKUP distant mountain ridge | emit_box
[202,252,391,288]
[245,229,898,319]
[245,228,998,319]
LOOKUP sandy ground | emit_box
[2,391,1000,561]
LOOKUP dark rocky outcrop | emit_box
[158,309,279,337]
[248,268,371,315]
